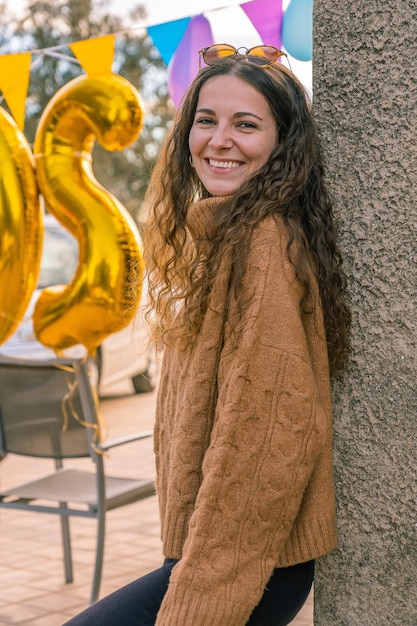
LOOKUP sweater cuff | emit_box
[155,586,252,626]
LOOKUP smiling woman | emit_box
[65,51,350,626]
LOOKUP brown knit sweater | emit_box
[154,196,337,625]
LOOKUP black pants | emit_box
[64,558,314,626]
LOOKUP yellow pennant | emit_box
[69,34,115,75]
[0,52,31,130]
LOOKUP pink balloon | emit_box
[168,15,213,108]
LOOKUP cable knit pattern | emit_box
[154,196,337,625]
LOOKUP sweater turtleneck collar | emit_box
[186,196,232,240]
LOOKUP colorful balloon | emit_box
[33,73,145,356]
[282,0,313,62]
[0,107,43,345]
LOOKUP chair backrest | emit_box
[0,356,100,459]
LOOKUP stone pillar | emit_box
[312,1,417,624]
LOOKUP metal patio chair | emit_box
[0,355,155,604]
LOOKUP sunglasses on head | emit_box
[199,43,290,70]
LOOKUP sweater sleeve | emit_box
[155,220,329,626]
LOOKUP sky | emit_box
[6,0,312,90]
[111,0,249,25]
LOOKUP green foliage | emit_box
[0,0,175,219]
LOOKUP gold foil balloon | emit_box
[33,73,145,356]
[0,107,43,345]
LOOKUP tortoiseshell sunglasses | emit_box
[199,44,291,71]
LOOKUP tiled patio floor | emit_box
[0,381,313,625]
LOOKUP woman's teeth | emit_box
[209,159,240,169]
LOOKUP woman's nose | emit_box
[208,125,233,149]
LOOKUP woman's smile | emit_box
[208,158,241,169]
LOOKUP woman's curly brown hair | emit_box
[144,58,351,376]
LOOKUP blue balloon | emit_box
[282,0,313,62]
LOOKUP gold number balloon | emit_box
[33,73,145,355]
[0,107,43,345]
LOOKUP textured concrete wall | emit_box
[312,1,417,624]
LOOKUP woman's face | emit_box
[189,74,277,197]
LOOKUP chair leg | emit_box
[90,508,106,604]
[60,511,73,583]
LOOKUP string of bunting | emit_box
[0,0,312,131]
[0,35,116,130]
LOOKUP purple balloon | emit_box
[168,15,213,108]
[241,0,283,49]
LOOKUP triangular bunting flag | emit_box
[69,34,115,75]
[0,52,31,130]
[241,0,283,49]
[147,17,191,66]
